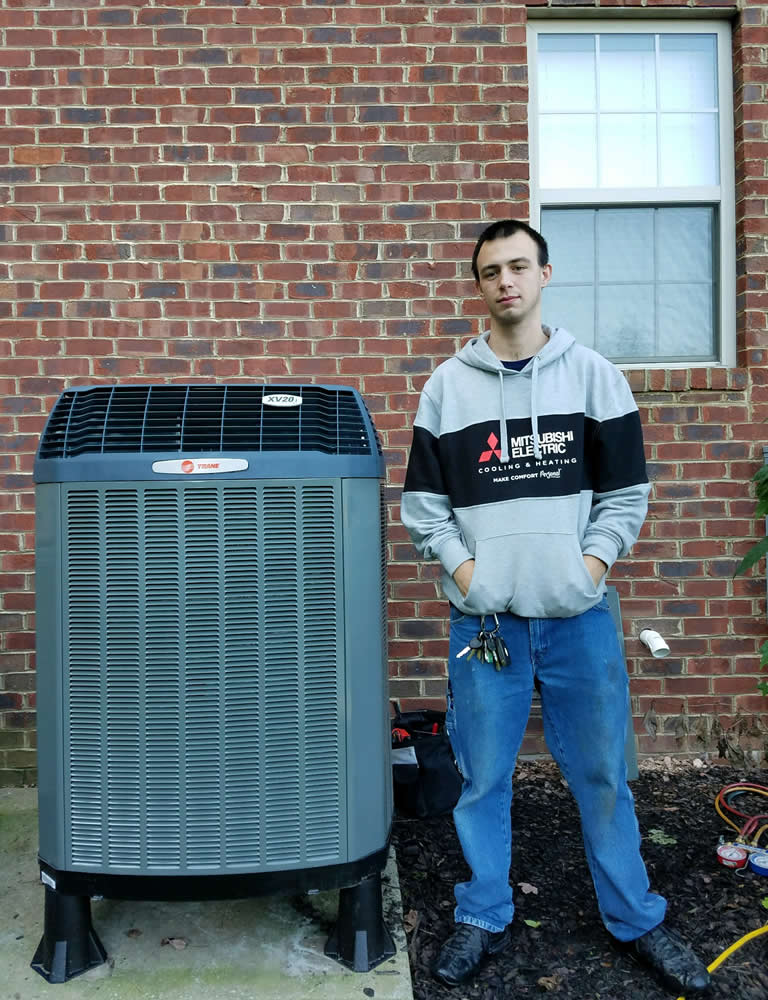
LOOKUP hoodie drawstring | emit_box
[531,355,541,459]
[498,370,509,463]
[498,357,542,462]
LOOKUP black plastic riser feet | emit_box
[31,886,108,984]
[324,872,396,972]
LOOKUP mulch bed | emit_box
[391,758,768,1000]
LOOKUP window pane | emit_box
[599,114,657,187]
[543,209,595,284]
[597,209,654,283]
[542,285,596,351]
[658,283,715,358]
[541,205,716,362]
[659,113,719,185]
[597,285,656,358]
[539,115,597,188]
[536,30,721,195]
[539,34,596,112]
[599,34,656,111]
[655,207,714,282]
[659,34,717,110]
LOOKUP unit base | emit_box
[32,845,395,981]
[324,873,396,972]
[36,842,389,900]
[31,886,107,983]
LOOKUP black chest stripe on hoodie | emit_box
[404,424,449,496]
[586,409,648,494]
[440,413,586,507]
[406,412,647,510]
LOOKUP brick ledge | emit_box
[623,368,749,394]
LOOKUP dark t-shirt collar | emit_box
[501,357,533,372]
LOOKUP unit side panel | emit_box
[35,484,68,867]
[60,479,346,875]
[341,479,393,860]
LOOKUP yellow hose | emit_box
[752,823,768,846]
[675,923,768,1000]
[713,784,768,836]
[677,785,768,997]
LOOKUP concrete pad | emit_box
[0,788,413,1000]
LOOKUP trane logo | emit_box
[152,458,249,475]
[262,394,302,408]
[183,460,219,472]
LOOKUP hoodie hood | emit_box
[455,326,575,461]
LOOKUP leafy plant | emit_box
[734,464,768,576]
[734,464,768,697]
[647,828,677,846]
[758,645,768,699]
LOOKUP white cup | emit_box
[639,629,670,658]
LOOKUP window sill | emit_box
[622,367,747,393]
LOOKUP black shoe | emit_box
[625,923,711,994]
[432,922,511,987]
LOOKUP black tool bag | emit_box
[391,705,463,818]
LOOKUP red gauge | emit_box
[716,844,748,869]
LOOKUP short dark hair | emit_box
[471,220,549,280]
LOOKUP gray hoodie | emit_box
[401,327,650,619]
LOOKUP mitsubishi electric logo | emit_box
[478,432,502,463]
[458,416,583,503]
[478,429,577,464]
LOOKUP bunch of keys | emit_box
[457,614,511,671]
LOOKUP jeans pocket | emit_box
[445,681,455,726]
[444,682,466,780]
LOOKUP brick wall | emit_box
[1,0,766,784]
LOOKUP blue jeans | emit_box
[445,598,666,940]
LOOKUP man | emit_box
[400,219,711,995]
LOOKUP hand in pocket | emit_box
[453,559,475,597]
[583,554,608,588]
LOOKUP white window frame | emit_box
[528,19,736,368]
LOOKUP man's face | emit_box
[474,231,552,327]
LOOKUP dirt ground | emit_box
[391,758,768,1000]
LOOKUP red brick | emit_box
[713,675,760,694]
[0,10,764,762]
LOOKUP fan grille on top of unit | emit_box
[38,385,378,458]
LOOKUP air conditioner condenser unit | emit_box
[31,384,394,982]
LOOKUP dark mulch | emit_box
[391,758,768,1000]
